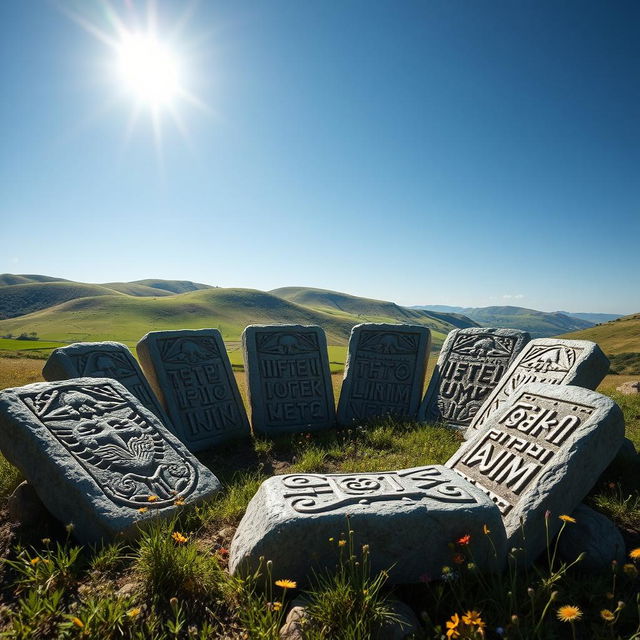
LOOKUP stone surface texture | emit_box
[0,378,221,543]
[419,327,529,429]
[229,465,506,586]
[337,324,431,425]
[42,341,172,431]
[557,504,626,571]
[242,325,335,434]
[137,329,249,451]
[7,481,49,527]
[447,382,624,563]
[467,338,609,436]
[617,381,640,395]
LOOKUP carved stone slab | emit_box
[137,329,250,452]
[419,328,529,429]
[467,338,609,437]
[337,324,431,425]
[42,341,172,431]
[242,325,335,434]
[229,465,506,585]
[0,378,221,543]
[446,382,624,563]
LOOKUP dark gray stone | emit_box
[42,341,172,431]
[0,378,221,544]
[447,382,624,563]
[229,465,506,586]
[7,481,49,527]
[467,338,610,437]
[419,328,529,429]
[337,324,431,425]
[242,325,335,434]
[137,329,249,451]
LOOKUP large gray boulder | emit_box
[229,465,506,586]
[0,378,221,544]
[447,382,624,564]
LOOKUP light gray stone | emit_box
[557,504,625,571]
[279,599,308,640]
[447,382,624,563]
[617,381,640,395]
[242,325,335,434]
[419,328,529,429]
[467,338,609,437]
[137,329,249,451]
[0,378,221,544]
[42,341,172,431]
[337,324,431,425]
[229,465,506,586]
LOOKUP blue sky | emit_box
[1,1,638,313]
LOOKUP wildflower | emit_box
[174,498,185,506]
[362,544,369,553]
[483,524,491,535]
[559,514,576,524]
[171,532,188,544]
[457,534,471,546]
[138,507,148,513]
[127,607,141,618]
[556,605,582,622]
[217,547,229,558]
[462,610,485,629]
[511,614,519,625]
[66,523,75,534]
[453,553,465,565]
[169,597,179,607]
[608,482,616,489]
[338,539,347,547]
[275,579,297,589]
[30,557,40,566]
[600,609,615,622]
[328,537,334,542]
[623,563,638,578]
[496,627,505,636]
[467,562,476,571]
[545,510,551,519]
[442,565,452,574]
[606,592,614,600]
[629,548,640,560]
[147,495,158,502]
[362,589,369,595]
[445,613,460,638]
[41,538,51,545]
[71,617,84,628]
[271,601,282,611]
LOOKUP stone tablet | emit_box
[337,324,431,425]
[446,382,624,562]
[419,328,529,429]
[0,378,221,543]
[467,338,609,437]
[137,329,250,452]
[242,325,335,434]
[229,465,506,586]
[42,341,172,431]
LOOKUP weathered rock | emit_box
[375,599,423,640]
[557,504,625,571]
[617,381,640,395]
[137,329,249,451]
[242,325,335,434]
[229,465,506,586]
[467,338,609,437]
[420,328,529,429]
[43,341,172,430]
[7,481,49,527]
[279,598,308,640]
[0,378,221,544]
[337,324,431,425]
[447,382,624,563]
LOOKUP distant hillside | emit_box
[556,311,624,324]
[0,273,70,286]
[130,279,213,294]
[102,282,175,297]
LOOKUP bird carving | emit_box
[92,434,157,475]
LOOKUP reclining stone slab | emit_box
[137,329,250,451]
[229,465,506,586]
[0,378,221,544]
[242,325,335,434]
[446,382,624,563]
[467,338,609,437]
[42,341,172,432]
[419,328,529,429]
[337,324,431,425]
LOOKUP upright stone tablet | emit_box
[43,341,172,431]
[137,329,250,451]
[447,382,624,562]
[419,328,529,429]
[242,325,335,434]
[0,378,221,544]
[337,324,431,425]
[467,338,609,437]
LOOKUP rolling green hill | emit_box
[102,282,176,297]
[0,274,70,286]
[130,279,213,294]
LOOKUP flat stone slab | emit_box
[337,324,431,425]
[419,328,529,429]
[0,378,221,544]
[229,465,506,586]
[446,382,624,563]
[137,329,250,451]
[467,338,609,437]
[42,341,172,431]
[242,325,335,434]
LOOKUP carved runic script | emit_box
[281,467,477,513]
[21,383,198,509]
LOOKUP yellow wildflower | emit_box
[138,507,148,513]
[275,579,297,589]
[558,515,576,524]
[127,607,141,618]
[174,498,185,506]
[147,495,158,502]
[71,617,84,628]
[271,601,282,611]
[600,609,615,621]
[171,532,188,544]
[445,612,460,638]
[629,548,640,560]
[462,610,485,628]
[30,557,40,566]
[623,563,638,578]
[338,539,347,547]
[556,605,582,622]
[483,524,491,535]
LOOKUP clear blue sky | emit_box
[1,1,638,313]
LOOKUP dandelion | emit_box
[483,524,491,535]
[138,507,148,513]
[127,607,141,618]
[147,495,158,502]
[556,605,582,622]
[171,532,188,544]
[445,613,460,638]
[71,617,84,628]
[559,515,576,524]
[600,609,615,622]
[623,563,638,578]
[30,557,40,566]
[457,534,471,546]
[462,610,485,628]
[629,548,640,560]
[275,579,297,589]
[338,539,347,547]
